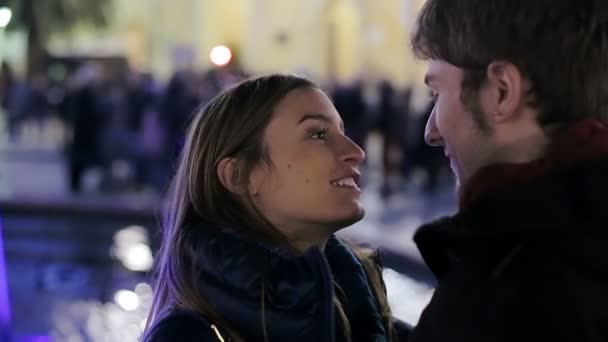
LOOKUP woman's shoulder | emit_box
[143,310,224,342]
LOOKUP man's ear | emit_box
[217,157,245,194]
[486,61,526,123]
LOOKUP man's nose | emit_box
[424,107,443,147]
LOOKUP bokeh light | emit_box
[123,243,153,272]
[0,7,12,28]
[112,226,153,272]
[114,290,139,312]
[209,45,232,66]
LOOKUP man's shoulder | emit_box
[415,272,604,342]
[144,311,222,342]
[414,239,608,341]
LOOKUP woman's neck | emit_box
[274,222,337,254]
[290,236,331,254]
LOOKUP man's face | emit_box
[424,60,496,193]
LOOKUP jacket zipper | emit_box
[210,324,226,342]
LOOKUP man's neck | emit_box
[492,122,551,165]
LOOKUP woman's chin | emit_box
[330,207,366,230]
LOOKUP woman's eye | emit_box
[311,130,327,140]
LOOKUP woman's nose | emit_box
[341,136,366,165]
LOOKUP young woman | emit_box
[144,74,404,342]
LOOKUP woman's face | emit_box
[249,87,366,243]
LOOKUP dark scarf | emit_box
[185,223,388,342]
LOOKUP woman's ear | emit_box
[217,157,245,194]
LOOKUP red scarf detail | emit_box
[460,119,608,209]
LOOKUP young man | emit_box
[409,1,608,341]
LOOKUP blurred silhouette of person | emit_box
[159,70,200,158]
[65,63,108,192]
[1,61,27,139]
[412,100,445,193]
[332,80,369,154]
[22,73,51,137]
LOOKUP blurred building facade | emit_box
[3,0,428,87]
[114,0,427,86]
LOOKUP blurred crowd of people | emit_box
[0,59,447,197]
